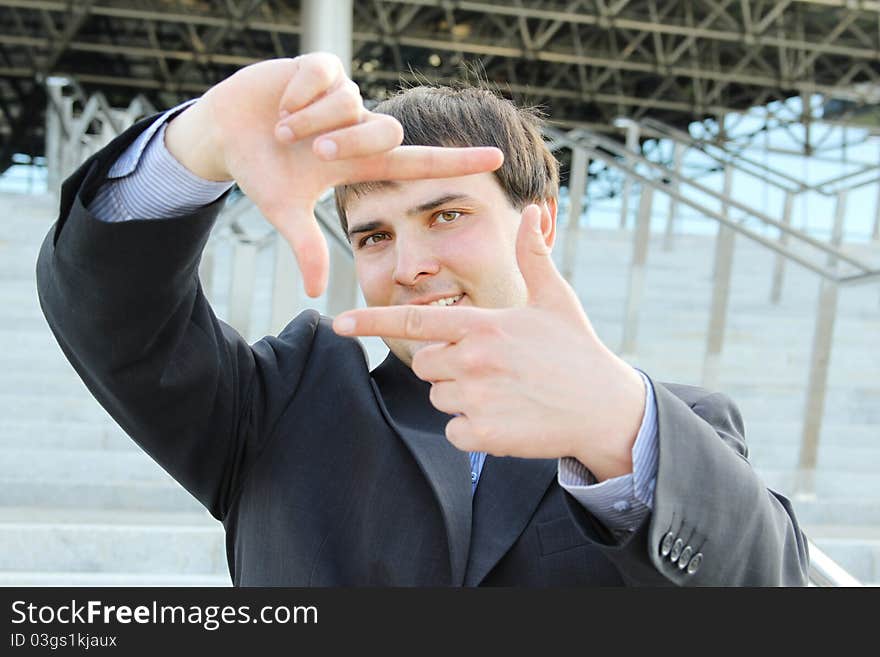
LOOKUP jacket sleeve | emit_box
[35,118,321,521]
[562,376,810,586]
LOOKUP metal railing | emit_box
[808,540,862,587]
[635,117,880,258]
[545,126,880,500]
[44,78,156,193]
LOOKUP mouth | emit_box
[426,293,465,307]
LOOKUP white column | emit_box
[617,120,640,229]
[561,147,589,283]
[271,0,354,331]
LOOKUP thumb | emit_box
[267,203,330,298]
[516,204,566,308]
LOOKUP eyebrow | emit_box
[347,194,477,239]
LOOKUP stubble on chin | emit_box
[387,337,448,369]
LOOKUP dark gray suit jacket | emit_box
[36,118,809,586]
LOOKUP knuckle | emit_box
[308,58,337,88]
[471,420,495,446]
[444,421,461,448]
[445,419,470,450]
[389,118,404,143]
[340,91,363,117]
[476,322,505,341]
[410,348,433,380]
[460,347,486,374]
[344,79,362,97]
[403,306,423,338]
[288,111,313,134]
[464,381,487,408]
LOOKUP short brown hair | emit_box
[334,84,560,238]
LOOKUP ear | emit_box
[539,197,558,251]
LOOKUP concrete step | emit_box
[0,447,206,512]
[0,419,136,451]
[0,447,174,483]
[0,393,117,424]
[791,499,880,527]
[748,442,880,474]
[0,571,232,587]
[0,479,205,513]
[756,468,880,500]
[0,507,226,575]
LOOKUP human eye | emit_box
[358,232,390,249]
[433,210,463,224]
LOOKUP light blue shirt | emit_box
[89,101,661,536]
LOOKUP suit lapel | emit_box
[464,454,558,586]
[370,352,472,586]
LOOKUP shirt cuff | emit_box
[557,370,659,534]
[90,98,235,222]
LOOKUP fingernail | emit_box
[334,316,355,335]
[276,125,294,141]
[315,139,338,160]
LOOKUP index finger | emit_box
[332,305,488,341]
[343,145,504,183]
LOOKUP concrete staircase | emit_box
[1,190,878,585]
[0,192,228,586]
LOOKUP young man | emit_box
[36,54,809,586]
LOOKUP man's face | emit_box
[345,172,556,366]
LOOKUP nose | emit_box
[392,235,440,286]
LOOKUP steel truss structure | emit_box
[4,0,880,172]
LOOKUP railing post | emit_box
[770,190,795,304]
[873,183,880,242]
[44,80,65,196]
[830,189,847,248]
[795,189,846,499]
[702,166,735,390]
[268,0,353,326]
[872,142,880,242]
[796,280,838,500]
[562,146,589,283]
[620,185,653,357]
[228,240,259,341]
[618,121,640,229]
[663,141,684,251]
[270,236,306,334]
[326,240,359,317]
[199,246,215,304]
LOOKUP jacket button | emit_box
[687,553,703,575]
[660,531,675,557]
[669,538,684,562]
[677,545,693,569]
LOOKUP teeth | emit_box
[428,294,463,307]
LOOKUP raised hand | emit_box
[165,54,504,297]
[332,205,647,480]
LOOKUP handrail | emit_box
[639,117,880,197]
[639,117,809,194]
[547,123,879,511]
[808,540,862,587]
[545,126,880,285]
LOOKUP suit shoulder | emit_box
[250,309,368,377]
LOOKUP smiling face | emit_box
[334,83,561,365]
[345,172,556,366]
